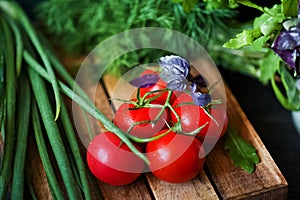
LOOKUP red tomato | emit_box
[201,108,228,148]
[170,93,211,137]
[86,132,145,186]
[208,108,228,139]
[138,69,177,105]
[114,102,169,138]
[146,130,205,183]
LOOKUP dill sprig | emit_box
[35,0,174,55]
[34,0,238,75]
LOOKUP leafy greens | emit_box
[223,0,300,111]
[225,128,260,173]
[34,0,237,76]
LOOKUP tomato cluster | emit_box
[86,69,228,186]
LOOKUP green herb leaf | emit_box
[261,5,285,36]
[271,76,295,110]
[225,128,260,173]
[258,50,280,84]
[282,0,298,18]
[278,65,300,110]
[223,28,262,49]
[229,0,263,12]
[253,8,283,36]
[251,36,269,51]
[269,62,300,111]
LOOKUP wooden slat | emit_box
[146,171,219,200]
[98,177,152,200]
[25,137,53,200]
[205,86,288,200]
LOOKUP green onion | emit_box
[31,101,65,200]
[5,16,23,77]
[28,67,82,199]
[0,18,6,131]
[0,15,17,199]
[11,73,31,199]
[59,99,93,200]
[0,1,61,120]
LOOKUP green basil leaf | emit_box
[225,128,260,173]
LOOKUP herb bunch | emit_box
[223,0,300,111]
[34,0,300,111]
[34,0,237,75]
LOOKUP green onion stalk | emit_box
[0,0,146,199]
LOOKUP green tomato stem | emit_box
[128,129,172,143]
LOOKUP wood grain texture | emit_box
[99,177,152,200]
[205,86,288,200]
[146,171,219,200]
[25,137,53,200]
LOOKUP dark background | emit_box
[221,68,300,200]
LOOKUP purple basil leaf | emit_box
[159,55,190,77]
[271,27,300,70]
[192,92,211,107]
[160,67,178,83]
[166,75,189,91]
[272,49,296,69]
[129,74,159,88]
[272,27,300,50]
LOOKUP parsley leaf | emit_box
[258,50,280,84]
[223,28,262,49]
[229,0,263,12]
[225,128,260,173]
[282,0,298,18]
